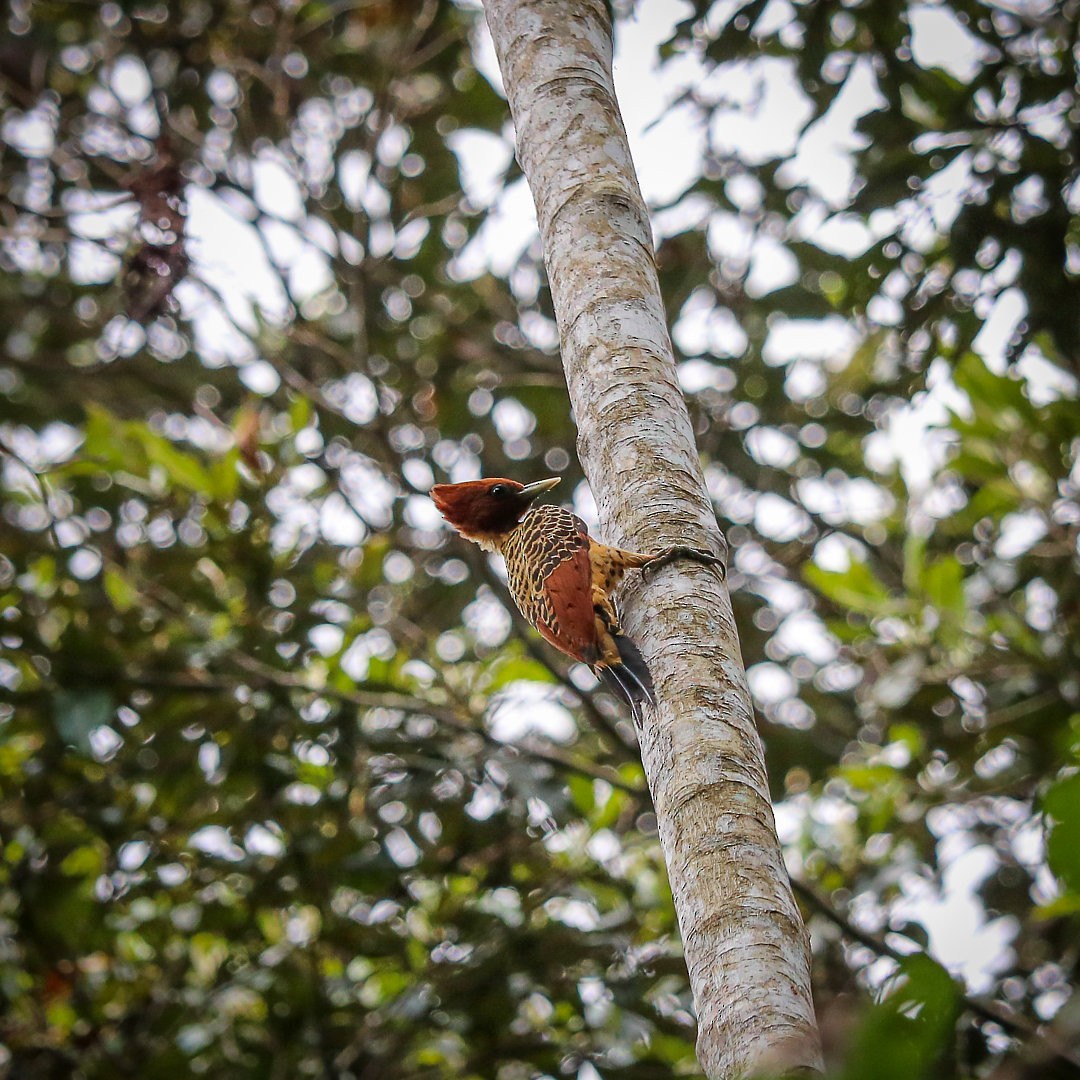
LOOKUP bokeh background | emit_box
[1,1,1078,1077]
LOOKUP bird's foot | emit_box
[642,545,726,582]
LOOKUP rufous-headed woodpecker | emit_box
[431,476,724,719]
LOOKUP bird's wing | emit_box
[506,505,599,665]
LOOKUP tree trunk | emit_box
[480,2,823,1076]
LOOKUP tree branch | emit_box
[68,661,646,798]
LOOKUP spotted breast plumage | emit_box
[430,475,724,719]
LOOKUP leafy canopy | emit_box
[1,1,1078,1077]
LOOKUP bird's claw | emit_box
[642,545,726,582]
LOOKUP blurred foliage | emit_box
[1,0,1078,1078]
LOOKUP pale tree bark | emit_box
[480,2,823,1077]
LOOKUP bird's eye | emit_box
[489,484,508,498]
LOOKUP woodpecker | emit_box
[431,476,724,719]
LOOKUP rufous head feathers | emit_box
[431,477,560,542]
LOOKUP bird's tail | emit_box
[597,633,655,723]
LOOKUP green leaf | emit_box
[209,448,241,501]
[593,786,629,830]
[1034,894,1080,920]
[953,352,1035,420]
[289,394,312,433]
[843,954,960,1080]
[567,774,595,816]
[59,844,106,879]
[902,532,926,594]
[840,763,899,792]
[1044,774,1080,894]
[888,723,926,758]
[135,431,213,494]
[922,557,965,620]
[103,567,138,613]
[804,560,895,616]
[83,404,133,469]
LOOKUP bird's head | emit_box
[431,476,561,544]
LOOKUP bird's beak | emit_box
[518,476,561,501]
